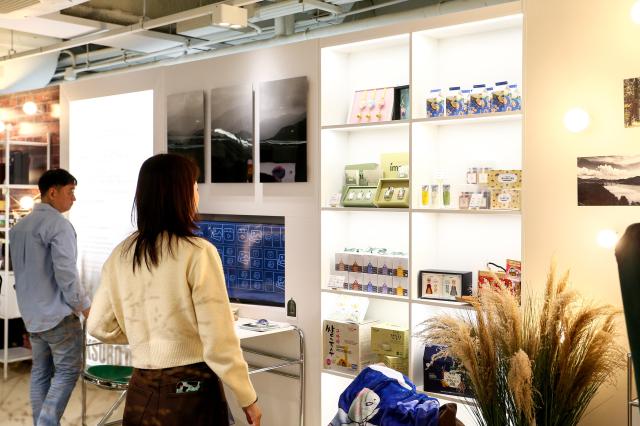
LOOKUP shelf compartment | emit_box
[412,208,520,215]
[0,346,32,363]
[413,111,522,126]
[321,34,410,127]
[322,288,409,302]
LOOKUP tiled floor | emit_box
[0,362,124,425]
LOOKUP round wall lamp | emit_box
[632,0,640,24]
[564,108,590,133]
[22,101,37,115]
[596,229,619,249]
[19,195,35,210]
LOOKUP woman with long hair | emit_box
[88,154,261,425]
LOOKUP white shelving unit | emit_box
[1,132,50,379]
[320,5,522,425]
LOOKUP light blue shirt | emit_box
[9,203,91,332]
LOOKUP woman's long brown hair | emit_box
[125,154,199,271]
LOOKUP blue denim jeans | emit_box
[29,314,82,426]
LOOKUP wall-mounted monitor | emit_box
[196,214,285,307]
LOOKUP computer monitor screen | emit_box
[196,214,285,307]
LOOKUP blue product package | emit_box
[445,87,465,116]
[423,345,473,397]
[509,84,521,111]
[491,81,511,113]
[329,365,440,426]
[469,84,490,114]
[426,89,444,118]
[461,89,472,115]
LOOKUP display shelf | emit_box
[0,184,39,190]
[321,288,409,302]
[413,110,522,126]
[321,121,410,132]
[411,297,474,310]
[412,208,520,215]
[321,368,357,380]
[0,141,49,147]
[321,206,409,213]
[0,346,32,363]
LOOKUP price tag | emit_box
[327,275,345,289]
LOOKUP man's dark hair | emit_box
[38,169,77,195]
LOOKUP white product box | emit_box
[377,256,394,278]
[392,255,409,278]
[362,254,378,275]
[363,273,378,293]
[332,251,350,289]
[377,274,392,295]
[392,276,408,297]
[323,319,378,375]
[347,253,364,291]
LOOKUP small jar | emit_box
[458,192,471,209]
[430,184,440,208]
[421,185,430,206]
[478,167,491,185]
[442,184,451,207]
[466,167,478,184]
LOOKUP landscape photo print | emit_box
[577,155,640,206]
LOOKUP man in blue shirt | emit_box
[10,169,91,426]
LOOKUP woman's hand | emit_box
[242,402,262,425]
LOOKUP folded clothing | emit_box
[329,365,440,426]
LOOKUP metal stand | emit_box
[243,326,305,426]
[629,353,638,426]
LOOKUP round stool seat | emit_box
[84,365,132,390]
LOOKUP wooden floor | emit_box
[0,362,124,426]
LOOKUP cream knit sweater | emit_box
[87,235,257,407]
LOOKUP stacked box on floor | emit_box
[371,323,409,376]
[323,319,377,375]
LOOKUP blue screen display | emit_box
[196,217,285,307]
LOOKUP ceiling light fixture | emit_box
[22,101,37,116]
[63,67,77,81]
[632,0,640,23]
[212,4,247,28]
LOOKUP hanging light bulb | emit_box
[18,195,34,210]
[22,101,37,115]
[632,0,640,24]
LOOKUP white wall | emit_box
[60,41,321,425]
[523,1,638,425]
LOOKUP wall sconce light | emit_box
[22,101,37,116]
[596,229,619,249]
[632,0,640,23]
[564,107,590,133]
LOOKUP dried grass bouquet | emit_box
[417,263,625,426]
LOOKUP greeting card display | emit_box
[348,87,395,124]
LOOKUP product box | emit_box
[487,169,522,189]
[341,186,377,208]
[371,323,409,358]
[380,355,409,376]
[423,344,473,397]
[419,271,443,299]
[323,319,378,374]
[478,269,520,301]
[348,88,395,124]
[363,273,378,293]
[344,163,380,187]
[391,255,409,278]
[418,270,472,300]
[392,85,410,121]
[491,85,511,113]
[362,254,378,275]
[377,273,393,295]
[392,276,408,297]
[380,152,410,179]
[375,178,410,208]
[332,251,350,289]
[426,90,445,118]
[490,189,521,210]
[347,253,364,291]
[377,255,394,277]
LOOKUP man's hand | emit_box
[242,402,262,426]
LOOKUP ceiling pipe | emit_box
[53,0,514,82]
[0,2,230,63]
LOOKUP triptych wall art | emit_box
[167,76,308,184]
